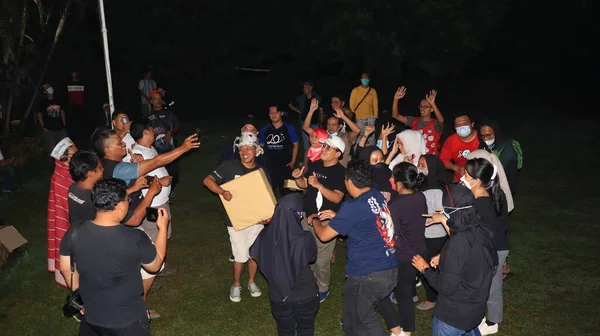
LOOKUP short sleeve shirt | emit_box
[406,116,442,133]
[59,221,156,328]
[68,184,96,223]
[329,189,398,276]
[259,123,299,166]
[302,161,346,216]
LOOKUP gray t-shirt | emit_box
[422,189,447,238]
[406,116,442,133]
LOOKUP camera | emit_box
[62,290,84,317]
[145,176,153,185]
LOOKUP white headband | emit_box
[491,165,498,180]
[233,133,263,157]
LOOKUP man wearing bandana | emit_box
[203,133,271,303]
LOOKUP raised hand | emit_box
[309,98,319,112]
[364,124,376,137]
[147,176,162,196]
[156,208,170,231]
[132,175,149,192]
[292,166,306,179]
[425,90,438,105]
[394,86,407,100]
[332,106,345,119]
[181,133,201,151]
[380,122,396,138]
[128,149,143,163]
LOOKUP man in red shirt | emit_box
[439,114,480,181]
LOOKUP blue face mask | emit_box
[376,140,390,150]
[442,205,473,219]
[455,126,472,137]
[360,79,370,86]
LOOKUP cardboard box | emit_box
[219,168,276,231]
[0,226,28,266]
[283,179,303,191]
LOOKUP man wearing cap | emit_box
[289,81,324,152]
[259,104,299,196]
[47,137,77,287]
[111,112,135,162]
[203,133,271,303]
[148,89,181,196]
[291,135,347,302]
[139,69,157,118]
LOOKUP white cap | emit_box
[50,137,74,160]
[320,135,346,153]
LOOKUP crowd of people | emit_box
[40,71,523,336]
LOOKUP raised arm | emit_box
[425,90,444,125]
[292,166,308,189]
[138,134,199,176]
[124,177,161,227]
[303,98,319,135]
[333,107,360,141]
[391,86,408,124]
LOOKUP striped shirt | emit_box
[138,78,157,104]
[47,161,73,288]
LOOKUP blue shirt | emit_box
[259,123,299,166]
[329,189,398,277]
[113,162,139,185]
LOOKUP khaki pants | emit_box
[301,217,336,293]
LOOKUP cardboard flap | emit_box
[0,226,28,252]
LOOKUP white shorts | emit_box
[227,225,264,263]
[139,229,165,280]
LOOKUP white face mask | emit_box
[418,169,429,176]
[46,87,55,96]
[484,138,495,147]
[376,140,390,150]
[456,126,472,138]
[460,175,472,189]
[328,131,338,137]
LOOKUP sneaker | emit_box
[413,295,419,303]
[319,290,330,303]
[229,286,242,302]
[228,254,235,262]
[389,292,397,304]
[478,319,499,335]
[416,301,436,311]
[248,282,262,297]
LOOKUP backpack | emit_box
[493,140,523,169]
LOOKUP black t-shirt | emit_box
[68,184,96,223]
[388,192,428,261]
[210,160,270,227]
[59,221,156,328]
[148,109,179,153]
[303,161,346,216]
[474,197,509,251]
[40,98,65,130]
[259,123,299,167]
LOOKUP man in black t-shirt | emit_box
[203,133,271,303]
[259,105,299,196]
[68,151,104,223]
[292,135,347,302]
[59,178,168,335]
[38,84,67,156]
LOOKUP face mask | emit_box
[460,175,472,189]
[360,79,370,86]
[46,87,54,95]
[484,138,495,147]
[327,131,338,137]
[455,125,472,137]
[442,205,474,219]
[418,169,429,176]
[376,140,390,150]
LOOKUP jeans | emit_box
[301,218,335,293]
[487,250,509,323]
[355,118,377,147]
[301,123,319,152]
[0,165,14,191]
[270,294,320,336]
[342,268,398,336]
[377,260,418,332]
[433,316,482,336]
[78,313,150,336]
[422,237,448,302]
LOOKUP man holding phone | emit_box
[111,112,136,163]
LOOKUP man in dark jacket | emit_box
[412,184,497,335]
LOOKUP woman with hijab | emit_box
[250,193,319,336]
[302,128,329,168]
[478,119,521,193]
[414,154,448,311]
[387,129,428,170]
[462,158,510,336]
[412,184,497,336]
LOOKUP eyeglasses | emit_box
[418,105,432,110]
[480,132,495,140]
[322,143,341,152]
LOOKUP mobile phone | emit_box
[146,207,159,222]
[145,176,153,185]
[195,128,201,140]
[121,116,130,124]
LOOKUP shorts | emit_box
[227,225,264,263]
[139,230,165,280]
[138,202,172,242]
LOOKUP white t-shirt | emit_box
[132,143,171,206]
[138,79,157,104]
[0,149,4,160]
[121,133,136,163]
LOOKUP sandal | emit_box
[502,263,511,280]
[149,310,161,319]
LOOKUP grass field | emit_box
[0,110,598,336]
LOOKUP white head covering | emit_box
[233,133,263,157]
[466,149,514,212]
[50,137,74,160]
[388,129,428,170]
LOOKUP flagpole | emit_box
[98,0,115,126]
